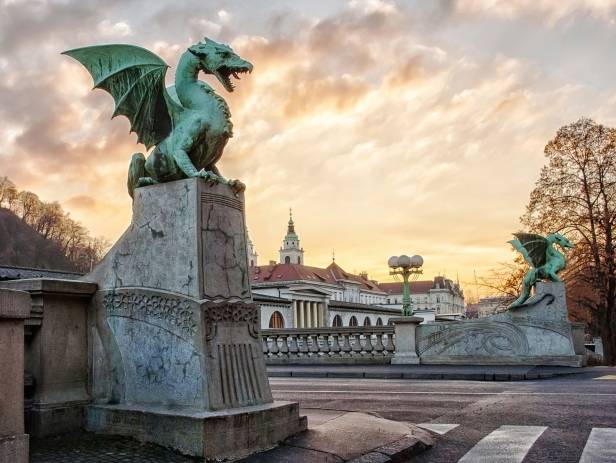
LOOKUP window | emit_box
[332,315,343,327]
[349,316,358,327]
[250,259,254,267]
[297,256,301,264]
[376,317,383,326]
[269,311,284,328]
[363,316,371,326]
[284,256,290,264]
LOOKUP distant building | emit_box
[466,296,510,318]
[378,277,465,318]
[250,211,465,328]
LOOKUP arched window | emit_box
[332,315,343,327]
[363,316,371,326]
[387,319,394,326]
[250,259,254,267]
[297,256,301,264]
[269,311,284,328]
[349,316,358,327]
[284,256,290,264]
[376,317,383,326]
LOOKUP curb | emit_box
[347,431,434,463]
[267,370,571,381]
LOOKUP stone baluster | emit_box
[363,333,374,356]
[351,333,362,355]
[262,336,270,356]
[373,333,385,355]
[298,333,309,357]
[340,332,352,356]
[269,334,280,356]
[279,334,289,358]
[320,333,331,355]
[309,334,320,356]
[330,333,341,357]
[288,335,299,359]
[384,333,395,353]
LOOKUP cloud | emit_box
[2,0,616,292]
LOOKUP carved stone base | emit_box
[85,179,305,458]
[417,282,583,367]
[87,401,307,459]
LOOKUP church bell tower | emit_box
[279,209,304,265]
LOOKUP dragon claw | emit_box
[228,179,246,195]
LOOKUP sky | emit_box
[2,0,616,296]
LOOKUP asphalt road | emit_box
[269,366,616,462]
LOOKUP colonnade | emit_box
[293,300,325,328]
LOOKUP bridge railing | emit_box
[261,326,395,364]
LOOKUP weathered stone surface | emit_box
[417,282,583,366]
[0,279,96,437]
[0,289,30,463]
[87,401,307,460]
[87,178,251,301]
[85,179,305,459]
[391,317,422,365]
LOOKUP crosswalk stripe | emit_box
[457,425,547,463]
[417,423,459,435]
[579,428,616,463]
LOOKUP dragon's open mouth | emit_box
[216,65,252,92]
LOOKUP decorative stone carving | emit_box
[417,281,583,366]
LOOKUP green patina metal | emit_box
[63,38,253,197]
[508,232,574,308]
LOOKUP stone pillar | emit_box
[391,316,423,365]
[0,278,97,437]
[317,303,323,327]
[85,179,306,459]
[310,302,317,327]
[0,289,30,463]
[293,300,299,328]
[302,301,309,328]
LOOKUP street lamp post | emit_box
[388,254,424,316]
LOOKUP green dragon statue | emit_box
[508,232,574,308]
[63,38,253,198]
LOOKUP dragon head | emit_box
[188,37,253,93]
[547,232,574,249]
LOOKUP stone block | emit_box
[88,178,251,301]
[87,401,307,460]
[391,316,422,365]
[417,282,584,367]
[85,179,305,459]
[0,279,96,437]
[0,289,30,463]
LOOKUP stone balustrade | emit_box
[262,326,395,364]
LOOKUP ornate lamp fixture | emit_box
[388,254,424,316]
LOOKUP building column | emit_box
[299,301,308,328]
[293,300,299,328]
[311,302,318,327]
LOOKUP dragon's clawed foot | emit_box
[228,179,246,195]
[196,169,221,185]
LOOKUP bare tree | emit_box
[522,118,616,365]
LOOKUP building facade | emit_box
[250,212,465,328]
[379,277,465,318]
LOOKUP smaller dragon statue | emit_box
[508,232,574,308]
[63,37,252,198]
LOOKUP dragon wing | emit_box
[508,233,548,268]
[63,44,179,149]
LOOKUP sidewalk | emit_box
[267,364,594,381]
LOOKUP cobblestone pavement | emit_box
[31,432,196,462]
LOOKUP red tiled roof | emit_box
[250,262,385,293]
[378,281,435,295]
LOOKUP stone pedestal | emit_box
[0,289,30,463]
[85,179,306,459]
[417,282,584,366]
[0,279,96,437]
[391,316,423,365]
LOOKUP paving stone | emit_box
[30,432,193,463]
[239,445,343,463]
[347,451,392,463]
[374,434,434,462]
